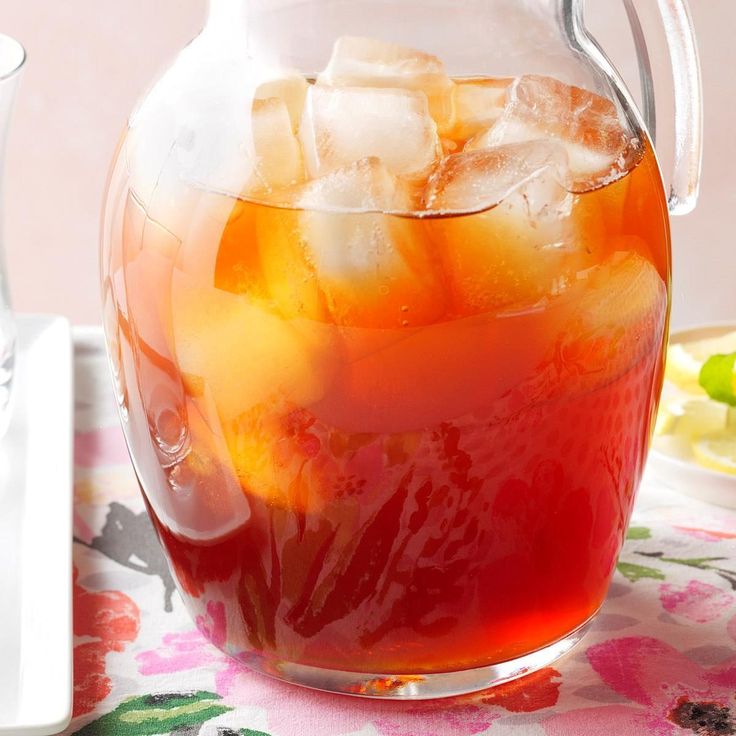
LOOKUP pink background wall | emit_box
[2,1,733,328]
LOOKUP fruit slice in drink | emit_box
[552,250,667,398]
[170,270,332,421]
[255,71,308,132]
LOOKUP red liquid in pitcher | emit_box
[104,48,670,675]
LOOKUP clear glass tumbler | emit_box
[0,34,24,438]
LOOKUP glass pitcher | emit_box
[101,0,702,698]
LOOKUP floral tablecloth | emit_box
[65,330,736,736]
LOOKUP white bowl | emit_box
[647,322,736,508]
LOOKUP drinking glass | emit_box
[0,34,24,439]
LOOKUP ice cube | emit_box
[248,97,304,192]
[298,155,412,213]
[466,75,637,187]
[451,78,510,142]
[319,36,454,132]
[298,158,412,279]
[254,71,308,132]
[422,142,587,314]
[299,85,441,180]
[258,158,446,327]
[322,36,447,85]
[424,140,571,215]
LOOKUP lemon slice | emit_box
[666,331,736,392]
[669,399,729,439]
[652,433,692,461]
[692,433,736,476]
[666,343,705,392]
[655,382,691,436]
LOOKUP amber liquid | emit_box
[104,117,669,674]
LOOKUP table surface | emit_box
[64,331,736,736]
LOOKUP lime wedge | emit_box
[666,331,736,392]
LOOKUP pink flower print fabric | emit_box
[64,330,736,736]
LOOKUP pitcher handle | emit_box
[624,0,703,215]
[565,0,703,216]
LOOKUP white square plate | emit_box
[0,315,73,734]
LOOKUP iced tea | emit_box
[103,37,670,679]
